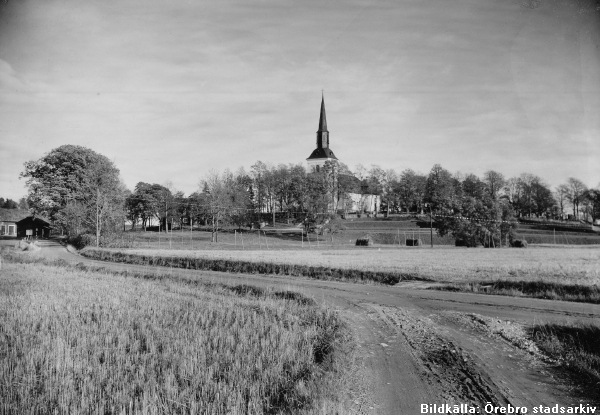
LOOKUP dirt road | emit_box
[21,240,600,414]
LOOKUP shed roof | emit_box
[0,209,50,223]
[17,216,51,227]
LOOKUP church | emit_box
[305,94,380,215]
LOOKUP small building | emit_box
[0,209,27,237]
[17,216,51,239]
[0,208,50,238]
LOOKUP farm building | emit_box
[0,208,50,238]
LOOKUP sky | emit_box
[1,0,599,200]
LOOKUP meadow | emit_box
[0,258,351,414]
[82,245,600,286]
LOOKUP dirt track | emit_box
[19,240,600,414]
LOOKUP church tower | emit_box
[306,93,338,171]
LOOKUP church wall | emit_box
[339,193,381,213]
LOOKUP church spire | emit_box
[306,92,337,165]
[318,92,328,132]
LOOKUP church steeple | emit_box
[307,93,337,167]
[318,93,328,133]
[316,93,329,149]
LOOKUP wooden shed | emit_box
[0,209,51,239]
[17,216,51,239]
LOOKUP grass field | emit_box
[83,245,600,286]
[0,258,351,414]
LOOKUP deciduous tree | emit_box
[20,145,125,245]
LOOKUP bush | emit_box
[355,236,373,246]
[66,234,95,250]
[406,238,422,247]
[511,239,528,248]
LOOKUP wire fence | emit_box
[112,224,600,251]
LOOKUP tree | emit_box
[321,214,346,242]
[396,169,425,213]
[462,174,486,200]
[18,197,29,210]
[424,164,456,212]
[0,198,18,209]
[482,170,505,200]
[200,170,248,242]
[305,166,332,215]
[273,164,293,222]
[367,165,397,215]
[554,184,570,219]
[335,163,357,215]
[20,145,125,245]
[565,177,587,219]
[584,188,600,222]
[289,164,310,213]
[530,178,555,217]
[250,161,279,224]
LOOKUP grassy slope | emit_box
[0,259,351,414]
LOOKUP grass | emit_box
[431,280,600,304]
[81,245,600,286]
[80,247,423,285]
[531,323,600,401]
[0,256,352,414]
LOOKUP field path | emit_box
[29,240,600,414]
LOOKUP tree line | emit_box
[19,145,600,247]
[0,197,28,210]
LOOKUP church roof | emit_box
[318,95,328,132]
[306,147,338,160]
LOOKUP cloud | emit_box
[0,0,599,200]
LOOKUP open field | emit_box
[0,259,351,414]
[82,245,600,286]
[4,240,600,413]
